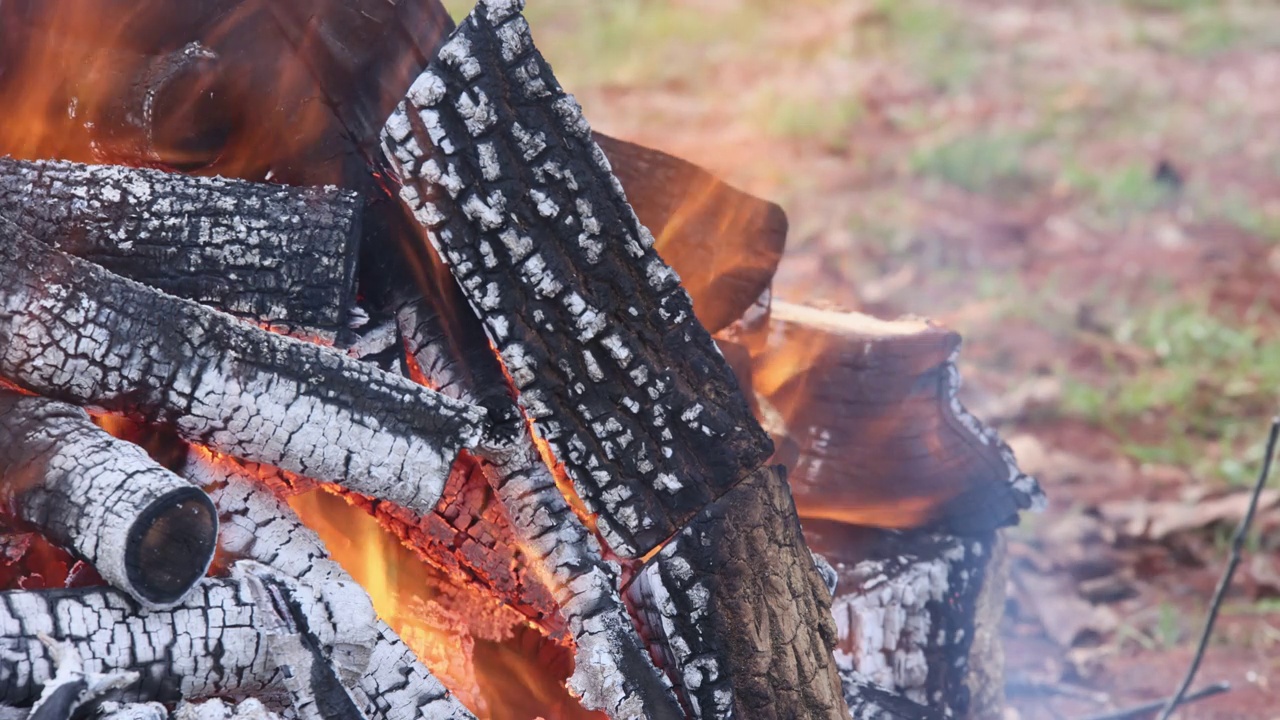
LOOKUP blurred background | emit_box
[446,1,1280,717]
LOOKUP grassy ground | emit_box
[468,0,1280,717]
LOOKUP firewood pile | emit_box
[0,1,1045,719]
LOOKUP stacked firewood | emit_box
[0,1,1042,719]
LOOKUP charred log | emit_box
[593,134,786,334]
[626,465,846,720]
[802,522,997,719]
[380,0,772,558]
[190,452,477,720]
[0,157,360,339]
[0,219,488,515]
[400,296,682,718]
[742,301,1043,533]
[0,392,216,608]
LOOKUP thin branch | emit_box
[1081,682,1230,720]
[1155,415,1279,720]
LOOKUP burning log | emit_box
[0,157,360,340]
[190,452,477,720]
[0,219,488,515]
[399,298,683,717]
[380,0,772,559]
[626,465,846,720]
[592,134,787,334]
[0,391,216,608]
[743,300,1044,533]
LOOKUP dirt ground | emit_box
[486,0,1280,717]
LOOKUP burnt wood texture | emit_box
[380,0,772,559]
[0,218,487,515]
[745,301,1044,534]
[0,392,216,609]
[0,157,360,339]
[626,465,846,720]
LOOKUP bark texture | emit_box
[0,219,488,516]
[0,392,216,608]
[743,301,1044,533]
[0,157,360,339]
[381,0,771,558]
[593,134,787,334]
[626,465,846,720]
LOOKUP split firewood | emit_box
[0,391,216,608]
[190,452,477,720]
[593,133,787,334]
[0,157,360,340]
[0,218,488,516]
[742,301,1044,533]
[399,297,683,718]
[626,465,846,720]
[379,0,772,559]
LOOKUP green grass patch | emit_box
[757,93,865,150]
[910,132,1033,195]
[1061,302,1280,485]
[863,0,987,92]
[1060,161,1178,221]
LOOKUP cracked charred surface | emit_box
[0,219,487,515]
[380,0,772,559]
[400,297,681,719]
[194,453,475,720]
[626,465,846,720]
[803,523,996,720]
[0,158,360,340]
[0,392,215,609]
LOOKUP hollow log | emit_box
[0,391,216,608]
[190,452,477,720]
[741,300,1044,534]
[0,218,488,515]
[0,157,360,340]
[625,465,846,720]
[380,0,772,558]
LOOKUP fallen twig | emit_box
[1154,415,1278,720]
[1080,681,1231,720]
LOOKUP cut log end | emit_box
[126,487,218,606]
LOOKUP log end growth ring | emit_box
[125,486,218,606]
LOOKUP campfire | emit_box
[0,1,1043,719]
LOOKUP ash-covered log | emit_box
[399,297,683,718]
[626,465,846,720]
[190,452,476,720]
[380,0,772,558]
[742,301,1044,533]
[0,218,488,515]
[0,157,360,340]
[0,392,215,608]
[802,522,1000,720]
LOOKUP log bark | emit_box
[625,465,846,720]
[0,157,360,340]
[592,134,787,334]
[190,452,477,720]
[0,392,216,608]
[379,0,772,558]
[0,218,488,515]
[741,300,1044,534]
